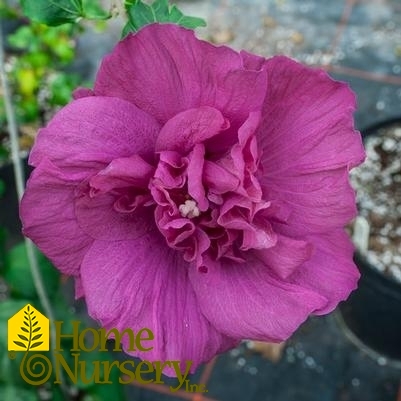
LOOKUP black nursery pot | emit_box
[340,252,401,362]
[339,118,401,364]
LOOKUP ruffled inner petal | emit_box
[155,106,229,153]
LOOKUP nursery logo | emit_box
[8,304,49,351]
[7,304,207,393]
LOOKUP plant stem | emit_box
[0,20,69,398]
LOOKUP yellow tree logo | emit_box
[8,304,49,351]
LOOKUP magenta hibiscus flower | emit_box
[20,23,365,372]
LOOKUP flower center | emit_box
[178,199,200,219]
[147,112,280,271]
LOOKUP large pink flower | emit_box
[20,24,365,372]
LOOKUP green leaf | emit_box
[7,26,40,52]
[49,73,80,106]
[0,144,9,164]
[4,242,60,300]
[124,0,206,36]
[20,0,84,26]
[0,228,6,271]
[0,385,39,401]
[0,180,6,198]
[82,0,111,20]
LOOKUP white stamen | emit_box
[179,199,200,219]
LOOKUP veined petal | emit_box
[203,160,239,194]
[29,96,160,172]
[94,24,268,126]
[89,155,155,194]
[289,229,360,314]
[80,233,237,374]
[254,234,313,279]
[189,256,328,341]
[20,159,93,275]
[264,168,357,235]
[155,107,229,153]
[74,188,154,241]
[258,56,364,175]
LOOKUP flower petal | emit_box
[257,58,363,234]
[89,155,155,194]
[94,24,268,126]
[254,234,313,279]
[258,56,365,175]
[155,107,229,153]
[29,96,160,172]
[20,159,93,275]
[80,232,237,373]
[189,256,328,341]
[74,188,154,241]
[264,168,358,235]
[289,229,360,314]
[257,57,364,234]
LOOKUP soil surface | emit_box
[351,122,401,283]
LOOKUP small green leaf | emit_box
[30,342,43,349]
[0,385,39,401]
[20,0,84,26]
[21,327,29,333]
[7,26,35,50]
[48,72,80,106]
[32,334,42,341]
[124,0,206,36]
[82,0,111,20]
[32,327,40,333]
[4,242,60,300]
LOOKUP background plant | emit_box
[0,2,84,163]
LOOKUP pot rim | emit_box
[354,251,401,296]
[335,310,401,369]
